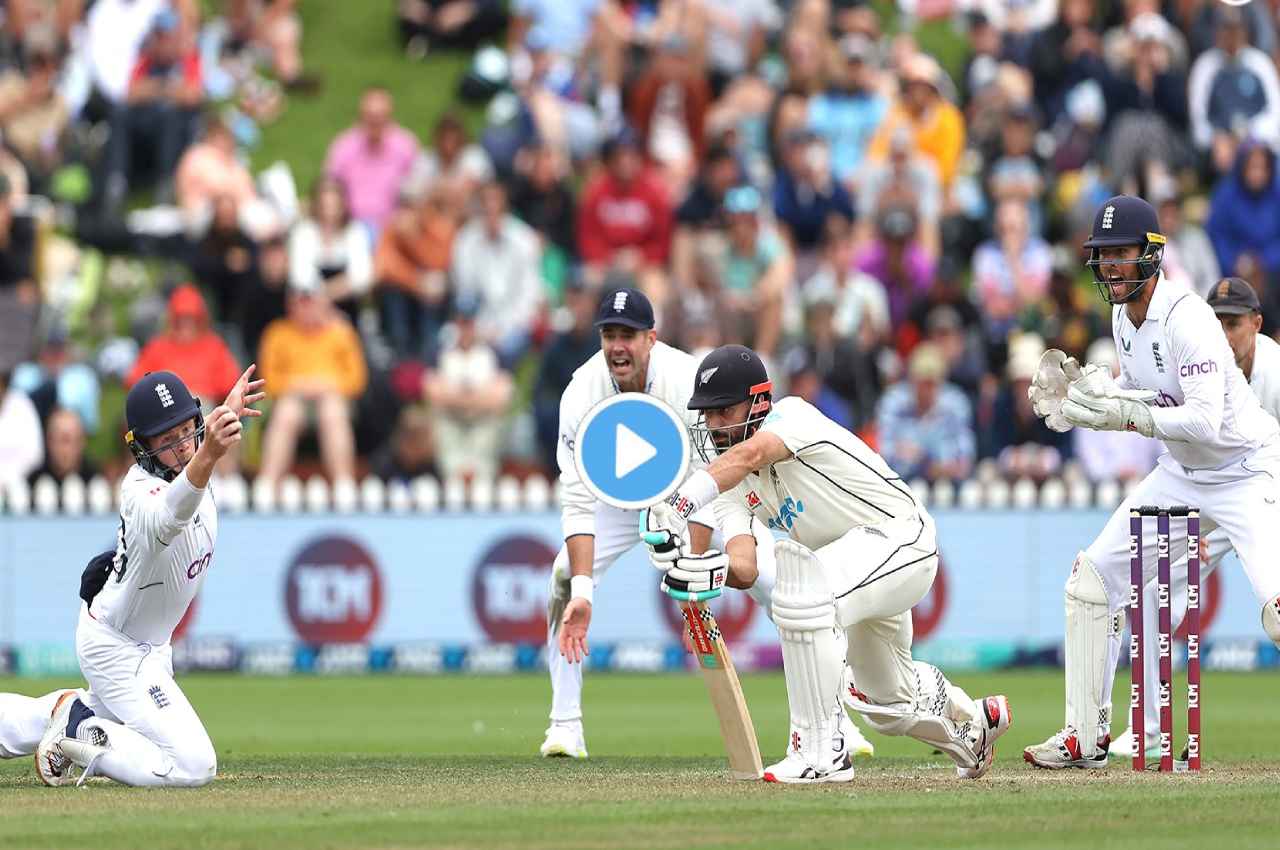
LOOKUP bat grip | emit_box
[662,585,722,602]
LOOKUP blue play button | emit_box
[574,393,690,510]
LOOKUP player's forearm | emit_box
[725,535,758,590]
[565,534,595,579]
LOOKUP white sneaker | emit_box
[1023,726,1110,770]
[34,691,77,787]
[56,730,110,787]
[956,695,1013,779]
[539,722,588,759]
[762,728,855,784]
[839,709,875,758]
[1110,726,1160,760]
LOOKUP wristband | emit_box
[678,469,720,515]
[570,574,594,605]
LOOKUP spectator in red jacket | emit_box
[577,128,674,312]
[127,284,242,409]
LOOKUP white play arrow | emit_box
[615,423,657,478]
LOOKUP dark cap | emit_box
[1207,277,1261,316]
[593,287,655,330]
[688,344,772,410]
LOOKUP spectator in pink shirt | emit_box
[323,87,420,233]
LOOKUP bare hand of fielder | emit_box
[224,364,266,419]
[559,598,592,664]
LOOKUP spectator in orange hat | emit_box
[127,284,242,408]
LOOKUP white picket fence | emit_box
[1,460,1141,515]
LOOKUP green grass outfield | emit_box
[1,670,1277,850]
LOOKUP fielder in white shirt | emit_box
[1025,197,1280,769]
[0,366,263,786]
[626,344,1012,783]
[1110,276,1280,758]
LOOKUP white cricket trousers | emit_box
[1085,445,1280,721]
[818,512,940,707]
[74,606,216,786]
[0,690,63,759]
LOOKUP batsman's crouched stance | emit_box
[642,345,1012,783]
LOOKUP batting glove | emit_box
[661,549,729,598]
[639,500,690,565]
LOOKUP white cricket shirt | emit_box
[90,466,219,645]
[557,342,702,539]
[1248,333,1280,423]
[713,396,922,550]
[1114,275,1280,470]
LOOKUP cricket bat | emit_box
[677,597,764,781]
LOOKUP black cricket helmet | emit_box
[1083,194,1166,304]
[125,371,204,481]
[687,345,773,461]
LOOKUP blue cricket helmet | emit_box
[125,371,204,480]
[1083,195,1166,305]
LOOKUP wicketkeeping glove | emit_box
[660,549,729,599]
[1060,380,1158,437]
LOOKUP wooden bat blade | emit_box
[680,599,764,780]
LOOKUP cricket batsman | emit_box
[1024,197,1280,769]
[600,344,1013,783]
[545,287,877,760]
[1111,275,1280,759]
[0,366,263,785]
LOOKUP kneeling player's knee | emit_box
[173,740,216,785]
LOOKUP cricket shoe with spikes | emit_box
[762,729,855,784]
[34,690,78,786]
[1109,726,1161,761]
[539,721,588,759]
[1023,727,1110,769]
[956,695,1013,779]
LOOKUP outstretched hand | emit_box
[225,364,266,419]
[559,598,592,664]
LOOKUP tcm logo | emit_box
[1179,360,1217,378]
[471,535,557,642]
[658,584,757,644]
[285,536,383,643]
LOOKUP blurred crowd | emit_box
[3,0,1280,497]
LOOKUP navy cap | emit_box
[1208,277,1262,316]
[593,287,655,331]
[1083,195,1164,250]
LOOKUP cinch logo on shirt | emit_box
[766,497,804,532]
[1179,360,1218,378]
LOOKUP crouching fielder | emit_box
[637,345,1012,783]
[0,366,263,786]
[1023,197,1280,769]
